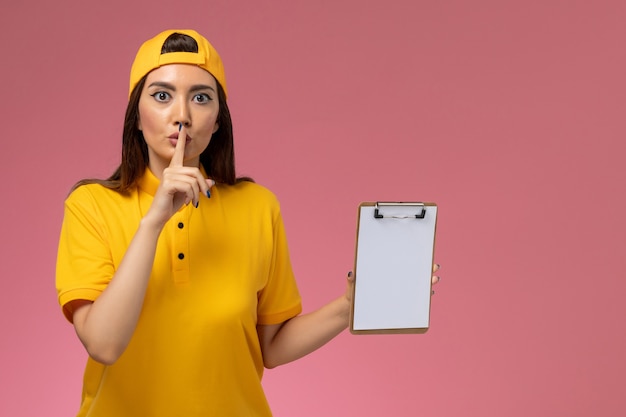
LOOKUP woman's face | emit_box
[138,64,220,176]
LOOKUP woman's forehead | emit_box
[145,64,218,88]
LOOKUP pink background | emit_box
[1,1,625,416]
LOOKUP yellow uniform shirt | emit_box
[56,168,302,417]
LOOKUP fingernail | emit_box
[347,271,352,278]
[194,200,199,208]
[206,190,211,199]
[178,123,182,132]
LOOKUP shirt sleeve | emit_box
[256,205,302,325]
[55,186,115,322]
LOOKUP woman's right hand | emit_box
[145,126,213,228]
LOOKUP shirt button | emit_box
[178,222,184,229]
[178,253,185,260]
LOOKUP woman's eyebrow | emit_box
[189,84,216,93]
[147,81,175,90]
[146,82,215,93]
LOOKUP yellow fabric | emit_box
[129,29,228,97]
[56,169,302,417]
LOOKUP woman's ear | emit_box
[212,123,219,133]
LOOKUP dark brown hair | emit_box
[72,33,250,193]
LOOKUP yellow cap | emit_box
[129,29,227,98]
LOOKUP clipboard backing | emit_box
[350,202,438,334]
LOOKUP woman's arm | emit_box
[257,280,352,369]
[70,127,210,365]
[70,217,163,365]
[258,266,440,369]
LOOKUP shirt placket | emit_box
[171,207,191,284]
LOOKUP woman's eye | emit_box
[193,93,212,103]
[150,92,170,102]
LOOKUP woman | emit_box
[56,29,439,416]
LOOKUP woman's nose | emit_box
[173,98,191,125]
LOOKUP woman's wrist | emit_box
[139,214,166,236]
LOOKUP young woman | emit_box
[56,29,439,416]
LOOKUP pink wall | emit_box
[1,1,625,415]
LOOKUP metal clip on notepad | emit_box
[373,202,427,219]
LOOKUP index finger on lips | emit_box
[170,124,186,167]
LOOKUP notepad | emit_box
[350,202,438,334]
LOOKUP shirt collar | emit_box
[137,167,159,196]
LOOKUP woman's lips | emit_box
[168,132,192,145]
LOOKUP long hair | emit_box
[72,33,250,193]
